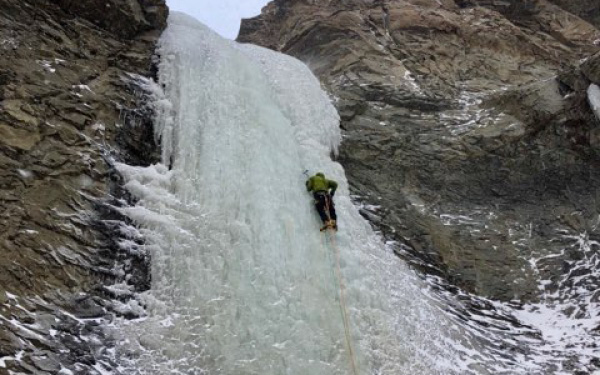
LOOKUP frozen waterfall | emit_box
[114,12,465,375]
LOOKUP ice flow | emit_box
[115,12,461,375]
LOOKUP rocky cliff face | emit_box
[0,0,166,373]
[239,0,600,363]
[546,0,600,30]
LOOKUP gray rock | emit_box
[582,52,600,84]
[51,0,167,39]
[0,0,165,373]
[239,0,600,307]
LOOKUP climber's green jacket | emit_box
[306,172,338,195]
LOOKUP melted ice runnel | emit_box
[115,13,465,375]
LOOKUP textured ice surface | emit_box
[114,13,469,375]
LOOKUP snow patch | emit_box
[37,60,56,73]
[5,292,17,300]
[72,84,94,94]
[402,69,422,93]
[587,84,600,122]
[16,169,33,178]
[91,122,105,132]
[0,351,24,368]
[104,283,134,298]
[1,38,17,49]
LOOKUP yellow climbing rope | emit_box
[328,231,360,375]
[320,195,359,374]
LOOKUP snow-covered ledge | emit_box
[587,84,600,122]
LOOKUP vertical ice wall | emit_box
[115,12,466,375]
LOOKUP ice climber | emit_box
[306,172,338,231]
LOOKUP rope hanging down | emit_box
[323,197,359,375]
[329,232,359,375]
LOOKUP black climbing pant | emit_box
[313,192,337,223]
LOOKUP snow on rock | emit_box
[588,84,600,122]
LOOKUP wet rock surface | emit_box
[240,0,600,371]
[0,0,165,373]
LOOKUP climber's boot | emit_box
[330,220,337,231]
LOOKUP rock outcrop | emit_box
[546,0,600,30]
[240,1,600,370]
[239,0,600,311]
[0,0,166,373]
